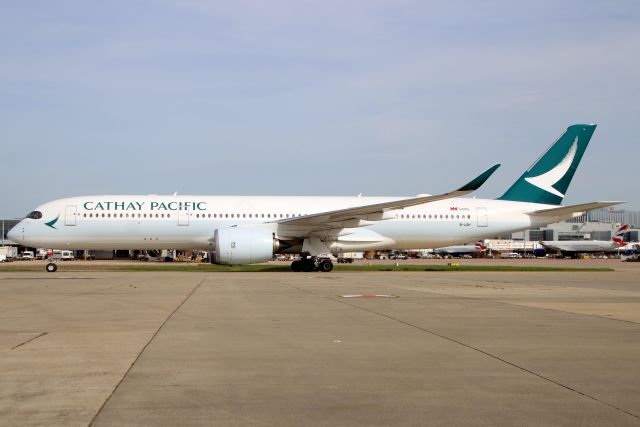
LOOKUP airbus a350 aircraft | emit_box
[8,124,622,272]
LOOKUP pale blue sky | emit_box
[1,0,639,217]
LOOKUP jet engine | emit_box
[214,226,282,265]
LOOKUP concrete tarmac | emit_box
[1,266,640,426]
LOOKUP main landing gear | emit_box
[290,257,333,273]
[45,262,58,272]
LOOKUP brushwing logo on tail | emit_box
[524,137,578,198]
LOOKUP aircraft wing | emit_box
[275,164,500,228]
[527,201,624,218]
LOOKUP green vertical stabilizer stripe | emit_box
[498,124,596,205]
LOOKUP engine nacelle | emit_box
[214,226,279,265]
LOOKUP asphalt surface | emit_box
[1,264,640,426]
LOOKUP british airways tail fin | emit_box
[498,124,596,205]
[613,224,629,246]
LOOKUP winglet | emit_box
[457,164,501,192]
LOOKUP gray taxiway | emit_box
[1,267,640,426]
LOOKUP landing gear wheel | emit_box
[319,260,333,272]
[302,259,315,272]
[291,260,302,272]
[46,263,58,273]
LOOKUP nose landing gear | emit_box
[290,257,333,272]
[45,262,58,273]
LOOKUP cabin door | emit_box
[476,207,488,227]
[65,205,77,226]
[178,209,190,226]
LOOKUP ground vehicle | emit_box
[0,246,17,261]
[50,250,74,260]
[500,252,521,259]
[336,252,364,263]
[35,249,48,260]
[21,251,34,260]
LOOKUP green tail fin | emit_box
[498,124,596,205]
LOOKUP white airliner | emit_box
[539,224,629,255]
[8,124,622,272]
[434,242,487,256]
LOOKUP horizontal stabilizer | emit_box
[527,201,624,218]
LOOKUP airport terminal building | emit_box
[1,219,20,246]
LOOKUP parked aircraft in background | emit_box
[434,242,487,256]
[539,224,629,256]
[8,124,622,272]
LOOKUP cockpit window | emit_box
[26,211,43,219]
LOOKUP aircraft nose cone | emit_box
[6,225,18,242]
